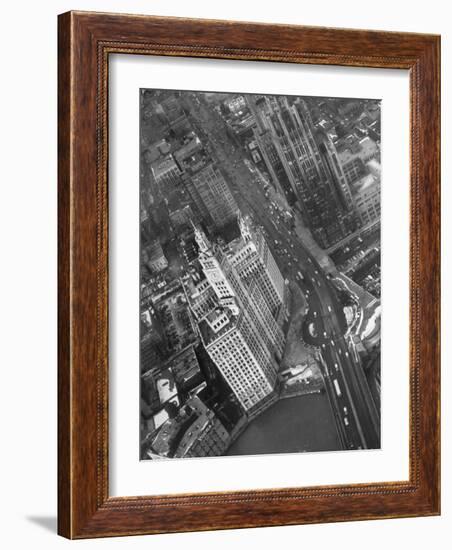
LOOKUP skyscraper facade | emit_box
[198,306,278,413]
[186,163,239,229]
[183,224,285,414]
[195,226,285,357]
[227,214,285,317]
[150,154,182,191]
[249,95,358,248]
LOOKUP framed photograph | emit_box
[58,11,440,538]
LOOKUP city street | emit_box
[192,94,381,450]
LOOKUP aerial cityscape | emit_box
[139,89,381,460]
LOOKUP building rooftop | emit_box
[164,345,202,386]
[227,236,245,256]
[150,154,180,180]
[172,396,221,457]
[145,239,166,263]
[366,158,381,177]
[179,150,211,175]
[338,136,379,164]
[198,307,239,347]
[353,173,380,195]
[156,368,178,405]
[150,416,183,457]
[150,395,220,458]
[174,414,210,457]
[145,139,171,163]
[173,132,202,164]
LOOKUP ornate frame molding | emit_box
[58,11,440,538]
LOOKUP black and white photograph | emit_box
[139,89,382,460]
[0,0,445,545]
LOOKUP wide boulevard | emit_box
[185,93,380,450]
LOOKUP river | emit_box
[226,393,341,456]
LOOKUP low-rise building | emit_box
[166,345,204,391]
[337,136,380,187]
[169,204,193,229]
[142,239,168,273]
[173,396,230,458]
[150,154,181,190]
[153,286,198,354]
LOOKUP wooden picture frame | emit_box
[58,10,440,539]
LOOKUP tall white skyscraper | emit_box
[198,306,278,413]
[227,214,286,317]
[185,225,285,414]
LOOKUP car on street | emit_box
[333,379,342,397]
